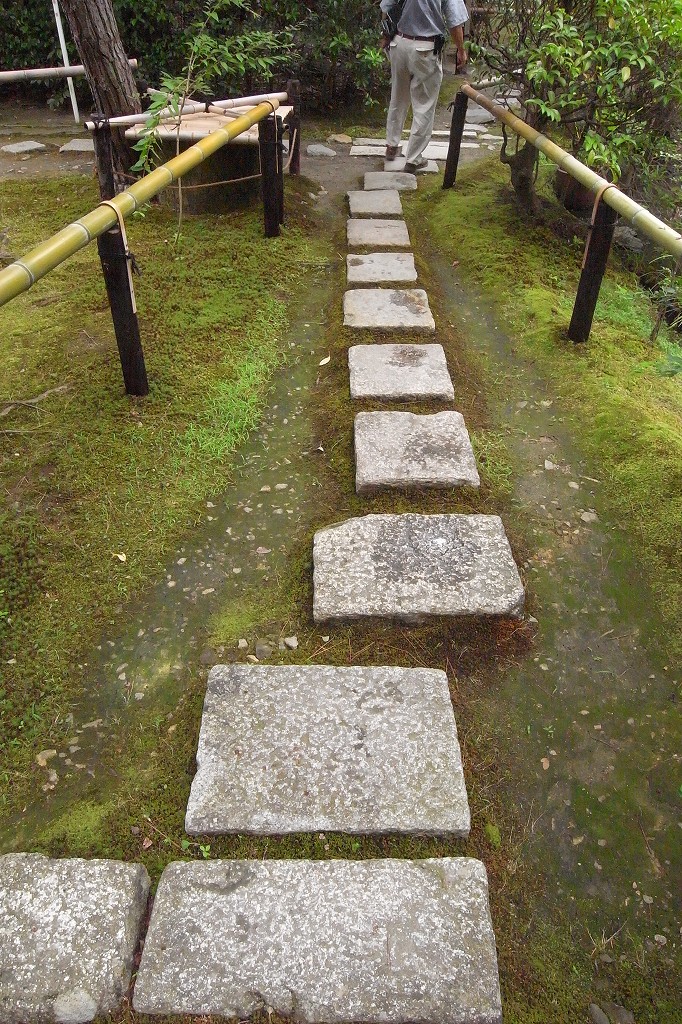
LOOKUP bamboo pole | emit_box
[0,59,137,83]
[0,99,281,309]
[84,92,288,131]
[461,84,682,260]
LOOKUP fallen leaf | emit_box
[142,837,153,849]
[113,552,127,562]
[541,757,550,770]
[319,355,331,366]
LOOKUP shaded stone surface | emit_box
[422,142,479,159]
[383,158,439,174]
[344,289,434,332]
[59,139,95,153]
[185,664,470,836]
[364,171,417,191]
[133,857,502,1024]
[0,854,150,1024]
[354,411,480,493]
[349,344,454,401]
[350,145,387,156]
[347,219,410,248]
[1,141,46,154]
[307,143,336,157]
[313,513,524,623]
[348,190,403,217]
[347,253,417,285]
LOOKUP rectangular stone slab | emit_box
[348,189,403,217]
[364,171,417,191]
[350,145,386,156]
[347,252,417,285]
[383,158,439,174]
[347,218,410,248]
[133,858,502,1024]
[313,513,524,623]
[0,854,150,1024]
[344,289,434,332]
[355,411,480,493]
[185,664,470,836]
[349,344,454,401]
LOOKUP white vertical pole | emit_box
[51,0,80,123]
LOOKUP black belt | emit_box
[397,31,437,41]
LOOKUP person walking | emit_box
[381,0,468,173]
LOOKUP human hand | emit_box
[456,46,468,72]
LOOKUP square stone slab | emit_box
[347,252,417,285]
[185,664,470,836]
[344,289,434,332]
[313,513,525,623]
[355,411,480,493]
[349,344,454,401]
[1,141,46,154]
[0,854,150,1024]
[348,189,403,217]
[347,218,410,247]
[133,858,502,1024]
[364,170,417,191]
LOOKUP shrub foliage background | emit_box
[0,0,388,108]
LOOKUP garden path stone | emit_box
[364,170,417,191]
[349,344,454,400]
[1,141,46,154]
[343,288,434,332]
[313,513,524,623]
[348,189,403,217]
[185,664,470,836]
[347,253,417,285]
[347,218,410,247]
[350,145,389,156]
[306,143,336,157]
[0,853,150,1024]
[354,411,480,493]
[383,158,439,173]
[133,857,502,1024]
[59,139,95,153]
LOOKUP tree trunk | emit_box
[500,133,539,216]
[60,0,141,173]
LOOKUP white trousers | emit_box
[386,34,443,165]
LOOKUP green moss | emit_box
[426,160,682,658]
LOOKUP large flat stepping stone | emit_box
[133,857,502,1024]
[347,252,417,285]
[344,288,434,332]
[355,411,480,494]
[185,664,470,836]
[349,344,454,400]
[383,157,439,174]
[348,189,403,217]
[313,513,524,623]
[0,853,150,1024]
[364,170,417,191]
[347,218,410,247]
[59,138,95,153]
[1,141,46,154]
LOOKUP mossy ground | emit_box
[1,159,680,1023]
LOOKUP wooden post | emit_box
[259,115,281,238]
[92,116,115,200]
[568,197,619,343]
[286,78,301,176]
[276,115,285,226]
[93,117,149,396]
[443,91,469,189]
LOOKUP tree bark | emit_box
[60,0,141,173]
[500,132,539,216]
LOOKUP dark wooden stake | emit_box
[568,197,619,343]
[92,116,115,200]
[443,91,469,189]
[259,115,281,238]
[93,118,149,395]
[286,78,301,176]
[276,115,285,226]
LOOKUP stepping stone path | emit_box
[347,252,417,285]
[133,858,502,1024]
[354,411,480,493]
[4,122,525,1024]
[185,664,470,836]
[313,513,525,623]
[348,188,403,216]
[347,218,411,247]
[0,853,149,1023]
[349,343,455,400]
[343,288,435,332]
